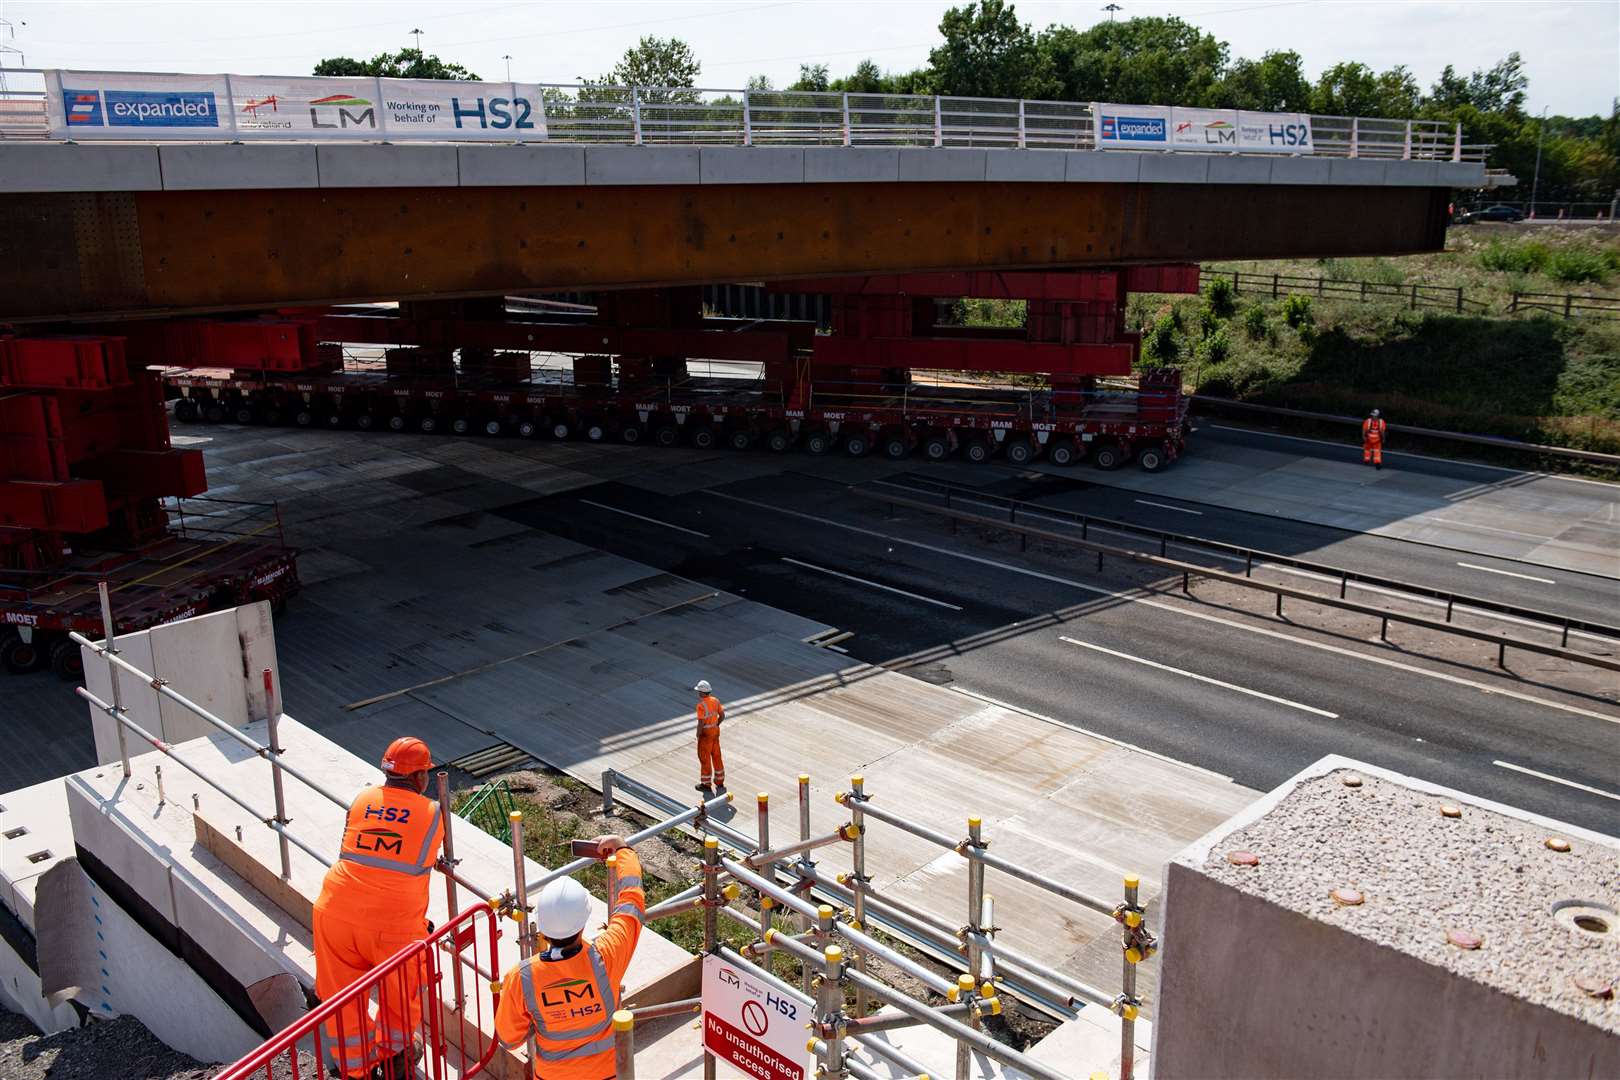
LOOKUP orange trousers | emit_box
[313,909,429,1077]
[1363,437,1383,464]
[698,732,725,787]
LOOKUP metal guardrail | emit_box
[0,68,1482,161]
[1189,397,1620,466]
[872,477,1620,643]
[854,487,1620,675]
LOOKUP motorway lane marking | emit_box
[578,499,711,538]
[948,685,1236,783]
[779,557,964,611]
[1134,499,1202,515]
[1457,562,1556,584]
[1058,636,1339,718]
[1205,424,1620,489]
[709,490,1620,725]
[1493,760,1620,803]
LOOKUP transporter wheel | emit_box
[550,420,571,440]
[0,636,48,675]
[729,429,753,451]
[419,416,438,434]
[1092,442,1124,471]
[620,423,643,445]
[963,438,992,464]
[203,403,226,423]
[294,409,315,428]
[355,413,376,431]
[843,432,870,458]
[923,434,950,461]
[585,422,606,442]
[173,399,199,423]
[1137,446,1166,473]
[882,434,911,460]
[653,425,680,448]
[233,405,255,425]
[690,426,717,450]
[484,419,504,437]
[765,429,792,453]
[1047,437,1078,467]
[261,407,283,425]
[50,638,84,682]
[325,413,342,427]
[1004,438,1034,466]
[516,419,538,439]
[451,417,472,435]
[387,415,407,432]
[804,430,831,456]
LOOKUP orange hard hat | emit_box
[381,736,434,775]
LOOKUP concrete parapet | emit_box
[899,147,988,181]
[1139,153,1211,183]
[1268,155,1333,184]
[1064,150,1142,182]
[0,143,162,192]
[586,144,701,185]
[1152,756,1620,1079]
[986,148,1065,182]
[1207,155,1273,184]
[1328,157,1389,184]
[805,146,900,182]
[457,144,586,186]
[699,146,804,184]
[1385,159,1442,187]
[159,144,320,190]
[315,144,459,188]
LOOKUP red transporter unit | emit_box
[0,332,298,680]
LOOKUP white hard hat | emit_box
[1370,409,1381,418]
[694,679,712,693]
[536,876,592,940]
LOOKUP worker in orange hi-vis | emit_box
[1362,408,1388,470]
[495,835,646,1078]
[692,679,725,797]
[312,736,445,1079]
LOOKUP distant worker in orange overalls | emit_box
[494,834,646,1078]
[693,679,725,797]
[1362,409,1387,470]
[313,736,445,1079]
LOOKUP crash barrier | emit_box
[853,487,1620,676]
[871,476,1620,646]
[1189,396,1620,466]
[2,68,1484,163]
[600,768,1150,1080]
[213,902,502,1080]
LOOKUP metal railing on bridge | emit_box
[0,68,1485,162]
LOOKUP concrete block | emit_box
[584,145,700,185]
[1327,158,1388,185]
[1267,156,1333,184]
[1436,161,1488,188]
[1064,151,1142,182]
[1384,159,1442,187]
[0,143,161,192]
[986,149,1066,182]
[457,144,585,186]
[1207,155,1273,184]
[698,146,804,184]
[316,144,459,188]
[65,775,177,927]
[1139,153,1212,183]
[158,144,319,190]
[804,146,899,183]
[898,148,987,181]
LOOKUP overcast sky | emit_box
[2,0,1616,117]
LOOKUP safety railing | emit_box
[1,68,1485,161]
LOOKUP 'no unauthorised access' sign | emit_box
[702,954,814,1080]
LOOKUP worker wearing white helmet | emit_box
[494,834,645,1078]
[693,679,726,796]
[1362,408,1387,470]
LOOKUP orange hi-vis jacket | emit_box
[314,783,445,927]
[696,694,723,733]
[1362,416,1387,443]
[495,849,647,1078]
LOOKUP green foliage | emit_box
[1282,294,1314,329]
[791,63,831,92]
[1145,313,1181,364]
[1319,258,1406,286]
[953,298,1026,327]
[1196,326,1231,366]
[1545,248,1612,284]
[584,36,701,104]
[1036,16,1226,105]
[313,49,477,80]
[1242,304,1270,340]
[930,0,1046,99]
[1478,238,1551,274]
[1215,50,1309,110]
[1205,276,1236,317]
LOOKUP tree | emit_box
[746,74,774,93]
[1467,52,1528,117]
[1309,61,1417,118]
[1036,17,1225,106]
[581,35,701,106]
[790,64,831,92]
[835,60,889,94]
[929,0,1048,99]
[313,49,478,80]
[1215,49,1309,111]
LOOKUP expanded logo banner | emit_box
[46,70,550,140]
[1095,102,1314,154]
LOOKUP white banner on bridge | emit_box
[46,70,548,140]
[1171,108,1240,152]
[1236,110,1314,154]
[1095,101,1313,154]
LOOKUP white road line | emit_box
[1493,760,1620,803]
[578,499,710,539]
[1457,562,1556,584]
[779,557,964,611]
[709,490,1620,725]
[1058,636,1339,718]
[949,685,1237,784]
[1134,499,1202,515]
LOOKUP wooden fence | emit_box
[1213,269,1620,320]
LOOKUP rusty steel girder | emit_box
[0,182,1447,323]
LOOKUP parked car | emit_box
[1459,205,1526,223]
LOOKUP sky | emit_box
[1,0,1616,117]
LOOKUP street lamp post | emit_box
[409,27,424,52]
[1529,106,1548,219]
[503,54,513,81]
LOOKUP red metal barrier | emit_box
[214,902,504,1080]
